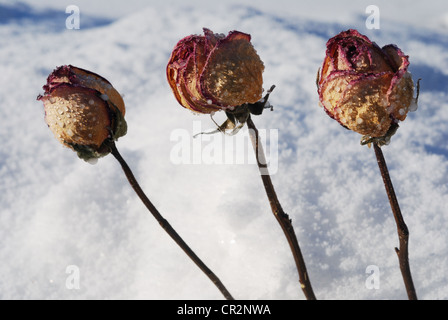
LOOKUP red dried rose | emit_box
[37,65,127,161]
[317,29,416,140]
[167,28,265,114]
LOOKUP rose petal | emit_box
[42,84,110,149]
[69,65,126,117]
[200,30,264,107]
[338,73,393,137]
[43,65,125,118]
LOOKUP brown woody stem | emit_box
[108,140,234,300]
[246,116,316,300]
[373,143,417,300]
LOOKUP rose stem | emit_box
[246,116,316,300]
[108,140,234,300]
[373,142,417,300]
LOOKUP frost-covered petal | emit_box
[200,30,264,107]
[44,65,126,118]
[41,84,111,150]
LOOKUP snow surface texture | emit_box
[0,0,447,300]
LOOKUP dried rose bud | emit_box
[167,28,264,114]
[317,29,416,139]
[37,65,127,162]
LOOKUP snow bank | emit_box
[0,0,447,299]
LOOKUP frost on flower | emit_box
[317,29,416,141]
[37,65,127,162]
[166,28,264,114]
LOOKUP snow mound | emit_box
[0,1,447,300]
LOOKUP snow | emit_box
[1,0,448,300]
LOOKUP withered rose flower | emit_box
[317,29,416,139]
[167,28,264,114]
[37,65,127,162]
